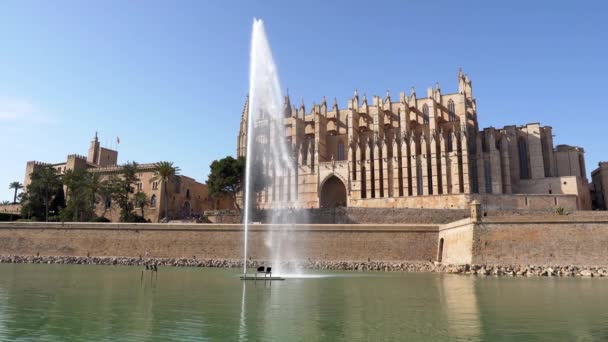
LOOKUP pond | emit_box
[0,264,606,341]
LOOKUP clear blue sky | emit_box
[1,0,607,201]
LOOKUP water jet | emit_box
[242,18,306,278]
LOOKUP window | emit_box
[422,104,430,124]
[152,181,158,190]
[448,100,456,122]
[518,138,530,179]
[186,189,191,199]
[136,182,143,191]
[150,194,156,207]
[337,141,345,160]
[104,197,111,209]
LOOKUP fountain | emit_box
[242,18,304,278]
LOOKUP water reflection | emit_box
[440,275,482,340]
[0,265,607,341]
[238,281,247,342]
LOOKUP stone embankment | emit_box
[441,264,608,277]
[1,255,607,277]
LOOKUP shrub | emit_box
[0,213,20,221]
[121,213,148,223]
[16,218,36,222]
[90,216,111,223]
[555,207,568,216]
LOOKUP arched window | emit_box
[150,194,157,208]
[337,141,345,160]
[186,189,190,199]
[422,104,430,124]
[104,197,111,209]
[448,100,456,122]
[518,138,530,179]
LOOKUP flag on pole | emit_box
[117,136,120,145]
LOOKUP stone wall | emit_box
[0,222,439,262]
[254,207,469,224]
[473,193,579,211]
[438,219,474,264]
[3,214,608,268]
[472,217,608,266]
[0,204,21,215]
[591,162,608,210]
[438,215,608,266]
[348,194,472,210]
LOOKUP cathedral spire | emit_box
[283,94,292,118]
[299,98,306,119]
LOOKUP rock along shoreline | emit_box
[1,255,607,277]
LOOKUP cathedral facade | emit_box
[237,70,591,211]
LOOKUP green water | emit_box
[0,264,607,341]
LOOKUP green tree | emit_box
[59,169,107,222]
[134,191,149,218]
[106,161,141,222]
[207,156,244,212]
[21,165,64,221]
[150,161,181,221]
[88,172,106,208]
[61,169,88,221]
[207,156,268,212]
[8,182,23,204]
[61,169,77,199]
[1,200,10,205]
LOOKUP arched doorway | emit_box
[320,176,347,208]
[183,201,191,217]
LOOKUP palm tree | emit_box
[62,170,74,194]
[150,161,180,221]
[134,192,149,218]
[31,165,61,222]
[9,181,23,204]
[87,172,106,209]
[1,200,10,205]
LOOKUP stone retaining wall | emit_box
[0,222,438,262]
[253,207,469,224]
[3,214,608,272]
[473,218,608,266]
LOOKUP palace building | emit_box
[24,134,230,222]
[237,69,591,211]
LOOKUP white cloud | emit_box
[0,97,54,124]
